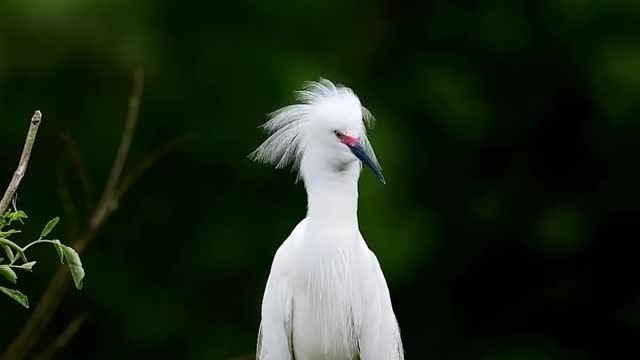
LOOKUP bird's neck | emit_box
[302,161,360,224]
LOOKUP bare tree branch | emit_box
[0,110,42,215]
[32,313,88,360]
[60,132,95,213]
[115,136,187,199]
[90,68,144,230]
[2,68,154,359]
[56,152,79,241]
[2,268,72,360]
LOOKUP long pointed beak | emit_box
[346,140,386,184]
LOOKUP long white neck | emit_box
[301,151,361,226]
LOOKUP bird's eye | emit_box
[334,130,343,138]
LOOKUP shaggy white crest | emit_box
[250,78,379,179]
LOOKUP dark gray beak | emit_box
[348,142,386,184]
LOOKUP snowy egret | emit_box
[251,79,404,360]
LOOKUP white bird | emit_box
[251,79,404,360]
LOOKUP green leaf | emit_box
[40,217,60,239]
[18,261,36,272]
[0,265,17,284]
[0,286,29,308]
[1,244,15,262]
[6,210,27,225]
[0,229,21,238]
[0,238,24,262]
[4,210,27,225]
[61,245,84,289]
[52,240,64,263]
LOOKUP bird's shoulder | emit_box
[358,235,384,272]
[269,217,308,275]
[358,235,393,295]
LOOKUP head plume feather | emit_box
[250,78,377,175]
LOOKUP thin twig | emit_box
[2,69,147,360]
[56,153,79,241]
[32,313,88,360]
[0,110,42,215]
[11,192,19,212]
[60,132,95,212]
[90,68,144,230]
[115,136,187,199]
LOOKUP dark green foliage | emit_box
[0,210,84,308]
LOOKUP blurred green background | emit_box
[1,0,638,359]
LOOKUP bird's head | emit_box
[250,79,384,184]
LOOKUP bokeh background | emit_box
[1,0,638,359]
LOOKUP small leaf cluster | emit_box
[0,210,85,308]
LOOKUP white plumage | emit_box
[252,79,404,360]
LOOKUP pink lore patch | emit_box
[340,134,359,146]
